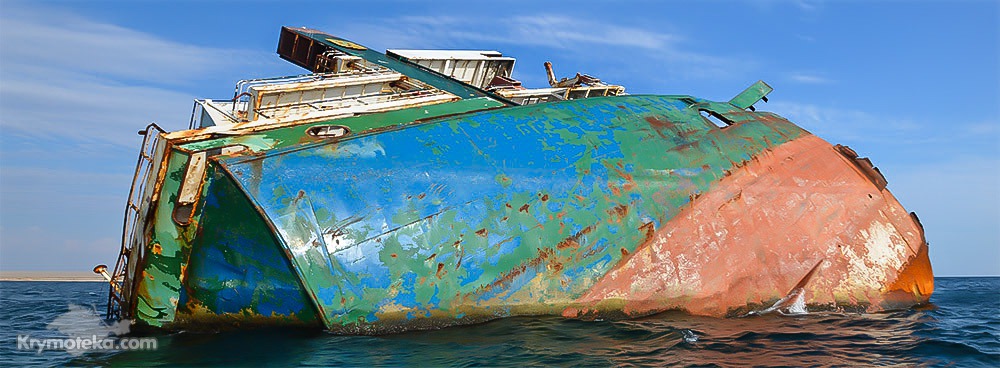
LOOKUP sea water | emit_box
[1,278,997,367]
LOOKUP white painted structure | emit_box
[190,64,458,129]
[387,49,515,89]
[189,48,627,129]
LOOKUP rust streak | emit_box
[606,204,629,222]
[608,183,621,197]
[556,224,596,250]
[610,166,638,192]
[644,115,675,129]
[639,221,656,244]
[557,238,580,250]
[476,247,556,296]
[644,116,675,139]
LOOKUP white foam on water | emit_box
[779,288,809,315]
[746,288,809,316]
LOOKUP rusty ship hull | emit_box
[98,27,932,334]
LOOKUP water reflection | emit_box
[80,308,968,367]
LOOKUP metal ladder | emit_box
[105,123,164,320]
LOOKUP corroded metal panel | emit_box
[127,93,932,332]
[573,134,932,317]
[109,26,933,334]
[217,95,809,332]
[177,166,321,328]
[127,98,505,329]
[132,150,192,326]
[174,98,504,151]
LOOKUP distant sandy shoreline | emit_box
[0,271,104,282]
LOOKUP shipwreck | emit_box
[95,27,934,334]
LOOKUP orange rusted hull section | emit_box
[570,134,933,317]
[884,238,934,308]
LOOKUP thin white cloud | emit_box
[0,4,264,84]
[346,15,680,51]
[963,121,999,135]
[0,64,195,147]
[0,3,280,271]
[492,15,680,51]
[340,15,738,80]
[794,0,824,12]
[767,101,997,146]
[747,0,824,13]
[795,34,817,43]
[787,72,833,84]
[767,101,876,142]
[0,3,273,147]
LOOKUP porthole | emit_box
[307,125,351,138]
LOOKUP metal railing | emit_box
[231,67,396,105]
[189,99,246,129]
[251,86,448,120]
[106,122,164,320]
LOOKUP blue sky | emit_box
[0,1,996,276]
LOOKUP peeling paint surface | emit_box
[125,94,932,333]
[177,166,320,328]
[104,26,933,334]
[577,134,931,317]
[127,99,504,328]
[215,95,844,332]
